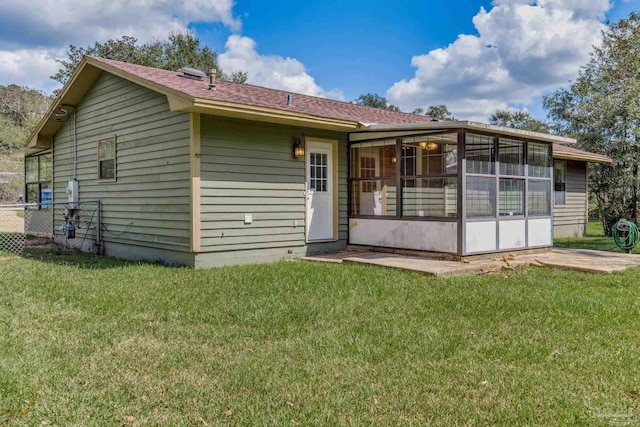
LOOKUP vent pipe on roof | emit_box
[287,93,292,106]
[208,69,216,90]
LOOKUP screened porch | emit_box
[348,125,554,256]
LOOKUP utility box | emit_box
[67,180,79,207]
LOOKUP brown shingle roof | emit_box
[90,56,433,125]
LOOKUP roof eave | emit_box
[554,152,612,164]
[357,121,577,145]
[26,57,98,150]
[176,98,362,132]
[26,56,197,152]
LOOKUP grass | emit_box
[555,220,640,254]
[1,251,640,425]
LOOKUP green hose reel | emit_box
[613,219,640,253]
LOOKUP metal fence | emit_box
[0,200,101,255]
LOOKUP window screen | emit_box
[528,142,551,178]
[499,178,524,216]
[402,177,457,217]
[528,180,551,216]
[466,176,496,218]
[499,139,525,176]
[466,133,495,175]
[350,179,397,217]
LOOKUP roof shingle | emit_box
[90,56,434,125]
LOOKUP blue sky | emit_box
[194,0,494,102]
[0,0,637,121]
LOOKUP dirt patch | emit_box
[0,209,24,233]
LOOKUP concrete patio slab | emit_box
[341,252,504,277]
[303,248,640,277]
[534,249,640,274]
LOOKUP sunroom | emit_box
[347,122,573,257]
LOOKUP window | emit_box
[528,142,551,178]
[527,142,552,215]
[98,137,116,181]
[24,153,52,206]
[498,139,525,217]
[402,177,457,217]
[529,180,552,216]
[349,133,458,219]
[554,161,567,205]
[499,178,524,216]
[350,139,397,216]
[309,152,328,192]
[466,176,496,218]
[466,134,496,218]
[359,156,377,193]
[499,138,525,176]
[466,133,495,175]
[401,133,458,218]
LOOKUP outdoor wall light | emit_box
[391,156,397,164]
[293,137,305,158]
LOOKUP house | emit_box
[25,56,612,267]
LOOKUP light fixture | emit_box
[420,141,439,151]
[293,137,305,158]
[391,156,397,164]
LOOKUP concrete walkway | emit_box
[303,248,640,277]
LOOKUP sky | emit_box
[0,0,637,121]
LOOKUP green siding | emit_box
[553,160,588,238]
[53,72,192,262]
[198,115,348,265]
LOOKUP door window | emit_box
[309,152,328,192]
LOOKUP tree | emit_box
[0,85,52,153]
[52,31,244,86]
[228,71,248,84]
[354,93,401,112]
[412,104,456,120]
[544,12,640,234]
[489,109,550,133]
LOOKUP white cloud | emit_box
[0,1,340,102]
[219,35,345,101]
[387,1,610,121]
[0,0,240,50]
[0,0,241,91]
[0,49,62,90]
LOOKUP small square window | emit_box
[98,137,116,181]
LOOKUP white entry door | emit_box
[306,141,334,241]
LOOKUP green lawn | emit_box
[554,220,640,254]
[1,252,640,425]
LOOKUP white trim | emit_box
[352,121,577,145]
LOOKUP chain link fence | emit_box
[0,200,101,255]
